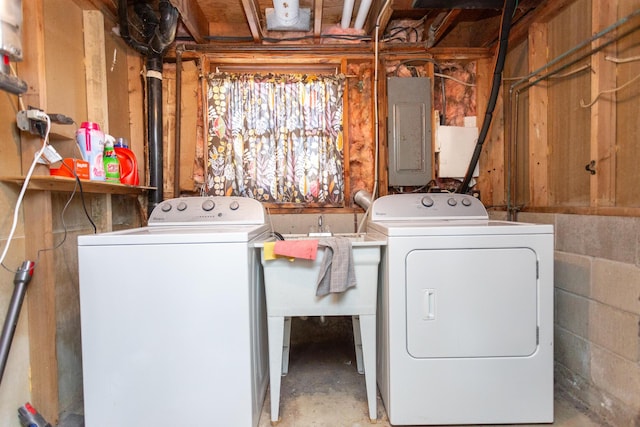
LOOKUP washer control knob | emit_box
[201,199,216,212]
[461,197,472,207]
[177,201,188,211]
[161,203,172,212]
[447,197,457,207]
[421,196,434,207]
[229,201,240,211]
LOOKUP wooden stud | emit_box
[20,0,60,422]
[590,0,617,207]
[528,22,550,206]
[83,10,110,132]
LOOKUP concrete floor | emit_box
[257,317,605,427]
[60,315,605,427]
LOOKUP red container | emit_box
[114,146,139,186]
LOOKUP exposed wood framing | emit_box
[240,0,263,42]
[476,56,505,207]
[508,0,577,48]
[590,0,617,207]
[83,11,110,132]
[528,22,549,206]
[314,0,324,39]
[126,52,146,194]
[20,0,60,422]
[426,10,462,48]
[171,0,209,43]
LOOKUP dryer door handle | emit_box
[423,289,436,320]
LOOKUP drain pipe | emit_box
[458,0,516,194]
[147,55,164,211]
[118,0,178,215]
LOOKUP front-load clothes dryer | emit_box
[367,193,554,426]
[78,196,270,427]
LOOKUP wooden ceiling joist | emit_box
[171,0,209,43]
[314,0,324,39]
[240,0,263,43]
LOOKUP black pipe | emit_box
[147,55,164,213]
[118,0,149,55]
[118,0,178,214]
[458,0,516,194]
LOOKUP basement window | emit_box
[205,72,346,208]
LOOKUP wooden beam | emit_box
[508,0,577,48]
[240,0,263,43]
[314,0,324,39]
[590,0,617,207]
[426,10,462,48]
[83,10,110,132]
[20,0,60,423]
[366,0,394,35]
[171,0,209,43]
[528,22,549,206]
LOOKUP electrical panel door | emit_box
[387,77,432,187]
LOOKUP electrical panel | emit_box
[387,77,432,187]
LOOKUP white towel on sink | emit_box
[315,237,357,296]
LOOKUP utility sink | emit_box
[254,233,386,422]
[256,233,385,316]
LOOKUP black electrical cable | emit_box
[458,0,517,194]
[63,163,98,234]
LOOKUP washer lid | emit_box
[78,224,270,245]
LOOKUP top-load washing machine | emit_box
[367,193,554,425]
[78,196,270,427]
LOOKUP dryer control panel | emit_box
[370,193,488,221]
[148,196,266,226]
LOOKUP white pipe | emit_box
[273,0,300,26]
[341,0,355,29]
[353,0,373,30]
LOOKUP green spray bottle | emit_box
[103,135,121,183]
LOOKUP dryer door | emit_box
[406,247,538,358]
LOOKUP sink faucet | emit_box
[309,215,331,236]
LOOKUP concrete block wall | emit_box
[518,212,640,427]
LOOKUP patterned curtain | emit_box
[206,72,345,206]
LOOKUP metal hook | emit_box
[585,160,596,175]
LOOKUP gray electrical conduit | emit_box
[506,8,640,220]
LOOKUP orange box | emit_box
[50,158,90,180]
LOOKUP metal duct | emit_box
[266,0,311,31]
